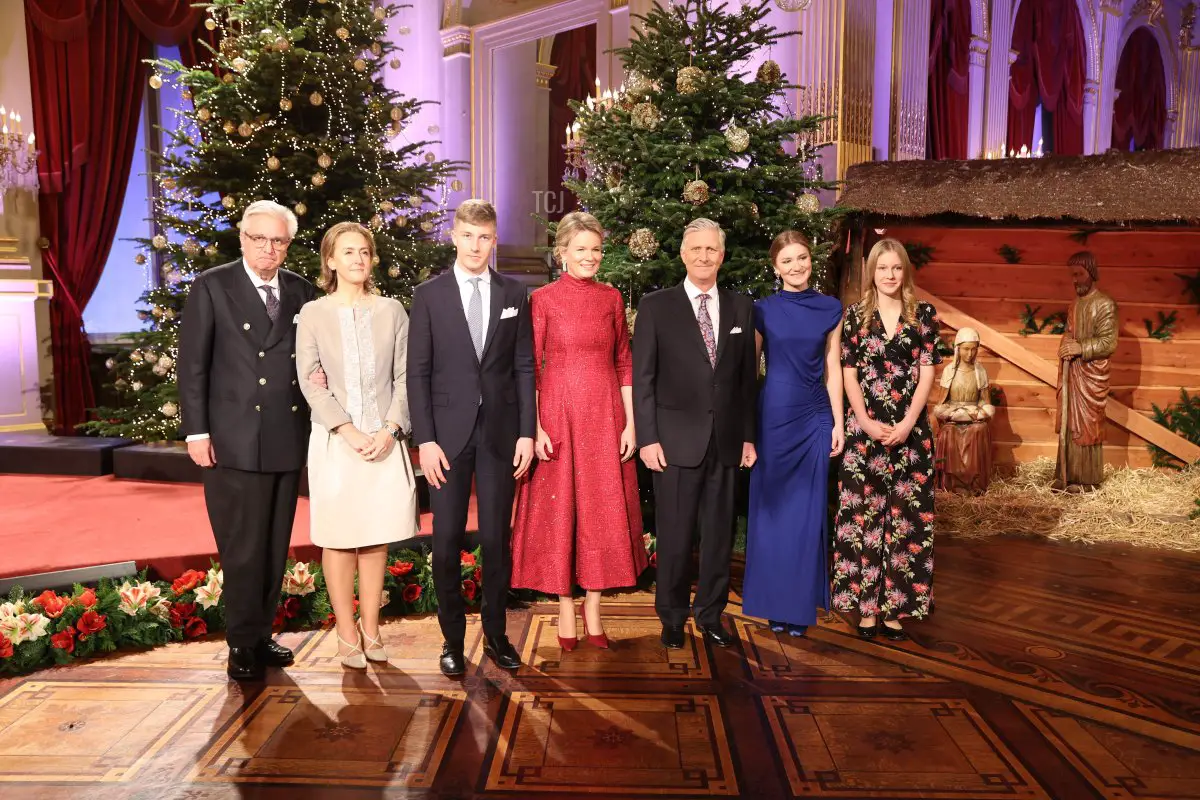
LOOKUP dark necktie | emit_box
[259,285,280,323]
[697,293,716,367]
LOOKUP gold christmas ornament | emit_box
[204,245,218,257]
[423,152,435,163]
[756,59,782,84]
[395,216,408,227]
[630,102,660,131]
[407,196,422,208]
[157,355,173,370]
[267,156,281,171]
[237,122,253,137]
[676,66,704,95]
[420,221,434,232]
[390,57,401,70]
[222,120,235,134]
[389,106,403,121]
[134,253,147,265]
[354,58,367,72]
[370,214,383,229]
[131,381,143,392]
[388,265,400,278]
[160,402,179,418]
[152,235,168,249]
[379,200,394,213]
[275,36,290,52]
[105,357,116,370]
[161,177,177,190]
[628,228,659,261]
[450,179,463,192]
[151,307,164,318]
[310,91,324,106]
[725,124,750,153]
[311,172,326,187]
[130,350,143,363]
[149,74,163,90]
[183,238,200,255]
[294,202,307,215]
[204,17,217,31]
[164,308,176,320]
[795,193,821,213]
[371,255,380,266]
[625,70,653,97]
[749,202,759,218]
[605,173,622,189]
[370,43,382,56]
[374,7,387,20]
[222,195,236,208]
[231,57,250,73]
[317,153,333,169]
[197,107,212,121]
[682,179,710,205]
[335,27,350,41]
[181,89,192,101]
[152,364,168,377]
[222,73,235,84]
[279,97,293,112]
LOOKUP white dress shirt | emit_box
[186,261,282,443]
[453,262,492,337]
[683,277,719,350]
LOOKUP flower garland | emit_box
[1,537,657,676]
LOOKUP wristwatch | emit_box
[387,422,403,441]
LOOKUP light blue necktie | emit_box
[467,277,484,359]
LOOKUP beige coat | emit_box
[296,294,410,435]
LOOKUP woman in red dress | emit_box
[511,211,647,649]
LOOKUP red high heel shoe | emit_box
[586,631,610,649]
[557,635,578,652]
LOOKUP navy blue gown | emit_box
[743,288,843,627]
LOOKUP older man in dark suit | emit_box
[178,200,317,681]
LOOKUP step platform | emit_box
[0,432,133,476]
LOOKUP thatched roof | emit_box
[839,148,1200,225]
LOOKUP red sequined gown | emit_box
[511,275,647,594]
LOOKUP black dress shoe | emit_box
[857,620,878,639]
[880,621,909,642]
[483,635,521,670]
[660,624,686,649]
[439,644,466,677]
[697,623,736,648]
[256,637,295,667]
[227,647,265,681]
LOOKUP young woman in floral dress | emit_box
[832,238,941,642]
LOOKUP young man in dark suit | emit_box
[407,199,536,676]
[178,200,318,681]
[633,218,758,650]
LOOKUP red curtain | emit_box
[25,0,201,433]
[1007,0,1086,156]
[1112,28,1166,151]
[548,25,596,221]
[927,0,971,160]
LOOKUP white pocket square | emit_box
[730,327,743,334]
[293,314,300,323]
[500,306,519,319]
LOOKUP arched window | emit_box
[927,0,972,159]
[1007,0,1087,156]
[1112,28,1166,151]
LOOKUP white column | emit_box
[492,42,540,247]
[871,0,894,161]
[1173,47,1200,147]
[1083,78,1101,153]
[1092,2,1125,154]
[981,0,1015,158]
[440,25,471,205]
[891,0,933,161]
[967,35,989,158]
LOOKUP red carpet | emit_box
[0,475,462,580]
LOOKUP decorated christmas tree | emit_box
[565,0,838,301]
[83,0,455,442]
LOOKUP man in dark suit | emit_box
[633,218,758,650]
[178,200,318,681]
[407,199,535,676]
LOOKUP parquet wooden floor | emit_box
[1,536,1197,799]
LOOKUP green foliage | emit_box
[1149,389,1200,469]
[1018,304,1067,336]
[82,0,456,442]
[997,244,1022,264]
[1177,271,1200,307]
[1143,310,1178,341]
[903,242,934,270]
[565,0,840,301]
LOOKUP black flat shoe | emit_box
[697,623,736,648]
[768,620,786,633]
[880,621,908,642]
[227,647,265,681]
[660,624,686,649]
[787,624,808,638]
[256,637,295,667]
[857,621,878,640]
[439,643,466,677]
[483,635,521,670]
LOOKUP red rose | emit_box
[461,579,477,601]
[402,583,422,603]
[473,567,482,585]
[75,588,97,608]
[172,569,207,595]
[184,616,208,639]
[460,551,476,567]
[76,610,107,640]
[0,634,12,659]
[283,597,301,619]
[170,601,197,629]
[51,626,76,654]
[34,590,70,619]
[387,561,414,578]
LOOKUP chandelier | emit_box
[774,0,813,11]
[563,121,587,184]
[0,106,38,211]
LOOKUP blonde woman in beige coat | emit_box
[297,222,418,668]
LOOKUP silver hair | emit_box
[239,200,298,239]
[681,217,726,251]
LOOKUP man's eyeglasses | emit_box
[242,232,292,250]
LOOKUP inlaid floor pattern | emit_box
[2,537,1198,799]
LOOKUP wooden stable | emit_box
[838,150,1200,472]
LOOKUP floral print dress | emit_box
[831,300,941,621]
